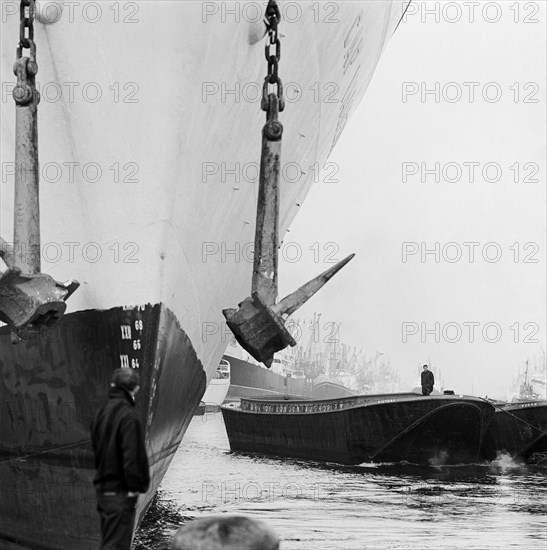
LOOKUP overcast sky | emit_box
[279,1,546,398]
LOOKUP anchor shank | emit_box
[251,95,283,306]
[273,253,356,317]
[13,60,41,274]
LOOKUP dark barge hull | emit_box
[221,393,495,465]
[0,304,206,550]
[481,400,547,461]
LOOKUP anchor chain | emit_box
[223,0,355,367]
[14,0,39,107]
[262,0,284,114]
[0,0,79,341]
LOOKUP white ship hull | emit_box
[201,379,231,407]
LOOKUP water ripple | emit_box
[135,413,547,550]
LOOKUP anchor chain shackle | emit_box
[14,0,39,107]
[261,0,284,115]
[13,0,41,273]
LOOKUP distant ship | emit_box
[224,331,358,401]
[511,359,546,402]
[225,352,313,401]
[0,2,411,548]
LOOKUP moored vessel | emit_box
[221,392,496,465]
[482,400,547,462]
[225,353,312,401]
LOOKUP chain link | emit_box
[13,0,39,106]
[262,0,284,114]
[17,0,35,59]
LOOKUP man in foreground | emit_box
[91,368,150,550]
[421,364,435,396]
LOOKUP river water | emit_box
[134,412,547,550]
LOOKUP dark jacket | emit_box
[91,387,150,493]
[421,370,435,388]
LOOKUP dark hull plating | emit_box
[222,394,495,465]
[0,304,206,550]
[482,401,547,460]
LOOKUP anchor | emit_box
[223,1,354,367]
[0,0,78,341]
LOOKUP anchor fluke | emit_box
[273,253,355,317]
[0,268,79,338]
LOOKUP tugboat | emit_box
[221,392,496,465]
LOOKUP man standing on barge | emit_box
[91,368,150,549]
[421,364,435,396]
